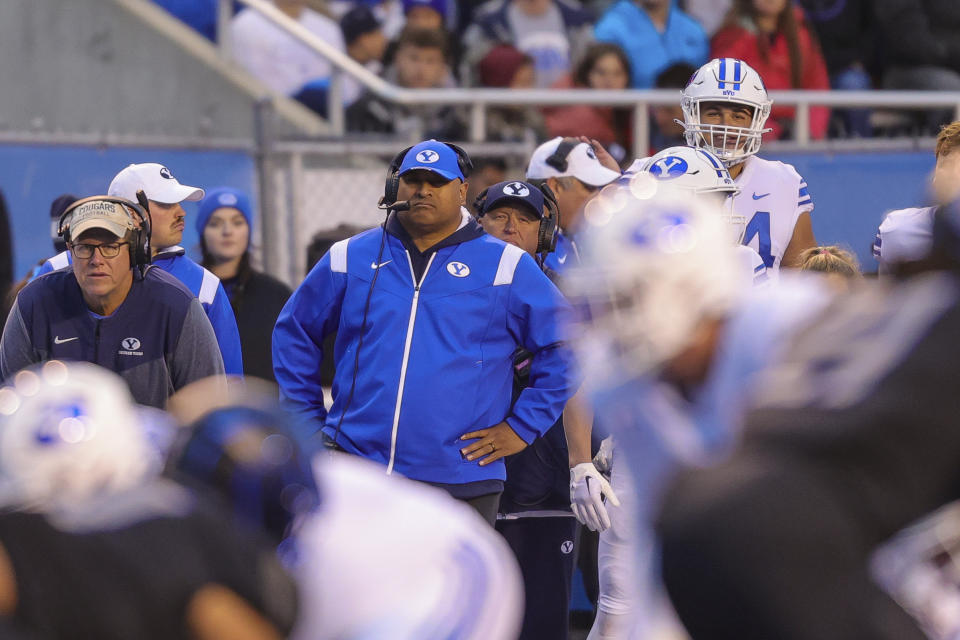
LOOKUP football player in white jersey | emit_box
[565,190,830,640]
[680,57,817,271]
[873,121,960,274]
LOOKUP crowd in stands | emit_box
[155,0,960,147]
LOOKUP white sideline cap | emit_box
[108,163,204,204]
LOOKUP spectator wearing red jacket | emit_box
[544,43,633,164]
[711,0,830,140]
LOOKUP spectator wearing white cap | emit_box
[525,136,621,273]
[32,163,244,377]
[1,196,224,408]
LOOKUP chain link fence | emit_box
[261,141,538,286]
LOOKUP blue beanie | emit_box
[196,187,253,237]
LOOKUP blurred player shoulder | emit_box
[873,206,936,273]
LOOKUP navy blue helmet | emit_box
[168,407,320,548]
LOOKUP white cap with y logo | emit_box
[526,137,621,187]
[108,163,205,204]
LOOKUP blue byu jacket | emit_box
[273,211,576,495]
[35,247,243,376]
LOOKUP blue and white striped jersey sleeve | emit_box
[798,180,813,209]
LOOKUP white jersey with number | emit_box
[290,454,523,640]
[732,155,814,272]
[734,244,770,288]
[872,206,935,275]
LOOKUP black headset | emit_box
[545,137,581,173]
[474,182,561,258]
[379,141,474,209]
[58,192,153,273]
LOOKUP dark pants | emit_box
[497,516,579,640]
[462,492,502,526]
[321,435,503,526]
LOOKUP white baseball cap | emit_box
[108,163,205,204]
[526,137,621,187]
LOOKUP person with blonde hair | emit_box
[798,245,861,278]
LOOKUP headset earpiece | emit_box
[131,191,152,270]
[381,145,412,208]
[473,187,490,217]
[536,183,561,255]
[546,138,579,173]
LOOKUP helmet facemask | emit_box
[679,58,773,168]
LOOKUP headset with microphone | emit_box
[57,191,153,278]
[328,142,474,450]
[474,181,561,262]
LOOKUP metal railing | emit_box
[218,0,960,158]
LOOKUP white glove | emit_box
[593,436,614,474]
[570,462,621,532]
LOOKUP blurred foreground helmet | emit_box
[681,58,772,167]
[0,361,155,510]
[565,190,742,384]
[168,406,319,548]
[633,146,745,243]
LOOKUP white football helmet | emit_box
[680,58,773,167]
[566,190,743,384]
[635,146,746,243]
[0,361,156,510]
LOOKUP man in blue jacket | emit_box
[273,140,576,524]
[33,163,243,376]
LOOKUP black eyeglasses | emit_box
[69,242,127,259]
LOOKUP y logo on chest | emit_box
[447,262,470,278]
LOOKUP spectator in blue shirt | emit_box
[595,0,708,89]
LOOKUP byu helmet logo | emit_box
[649,156,689,180]
[159,167,173,180]
[33,401,84,446]
[122,338,141,351]
[447,262,470,278]
[416,150,439,164]
[504,182,530,197]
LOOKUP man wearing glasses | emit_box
[0,196,224,408]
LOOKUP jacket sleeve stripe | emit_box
[330,239,349,273]
[493,244,525,286]
[49,252,70,270]
[199,269,220,305]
